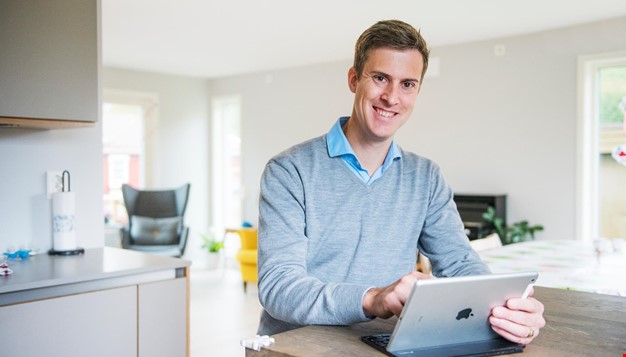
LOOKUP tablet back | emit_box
[387,271,538,353]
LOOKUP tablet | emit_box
[362,271,538,356]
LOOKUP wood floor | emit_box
[189,267,262,356]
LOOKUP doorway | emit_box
[577,51,626,241]
[211,95,243,237]
[102,89,158,246]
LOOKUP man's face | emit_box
[348,47,424,144]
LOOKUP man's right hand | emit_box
[362,271,435,318]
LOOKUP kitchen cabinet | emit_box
[0,0,100,129]
[139,278,188,357]
[1,286,137,357]
[0,248,190,357]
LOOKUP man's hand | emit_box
[362,271,434,318]
[489,288,546,345]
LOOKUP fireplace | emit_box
[453,194,506,240]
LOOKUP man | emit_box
[257,19,545,344]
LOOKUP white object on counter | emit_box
[51,191,77,251]
[1,263,13,276]
[240,335,275,351]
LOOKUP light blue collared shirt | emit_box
[326,117,402,185]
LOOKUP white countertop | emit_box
[480,239,626,296]
[1,247,190,305]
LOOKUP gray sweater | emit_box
[257,135,489,335]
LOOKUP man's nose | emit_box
[381,85,399,106]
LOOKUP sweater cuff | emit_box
[361,286,377,320]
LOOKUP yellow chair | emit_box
[233,228,258,292]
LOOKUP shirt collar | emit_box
[327,117,402,165]
[327,117,355,158]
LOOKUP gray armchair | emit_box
[120,183,190,257]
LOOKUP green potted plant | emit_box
[482,207,544,245]
[201,234,224,253]
[201,233,224,269]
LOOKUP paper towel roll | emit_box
[52,192,77,251]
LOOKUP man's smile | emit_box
[375,107,397,118]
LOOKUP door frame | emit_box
[576,50,626,241]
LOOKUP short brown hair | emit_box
[353,20,430,81]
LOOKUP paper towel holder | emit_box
[48,170,85,256]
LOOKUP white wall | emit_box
[403,16,626,240]
[102,67,211,262]
[209,16,626,240]
[3,16,624,256]
[0,125,103,252]
[209,62,355,226]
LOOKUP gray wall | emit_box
[210,16,626,240]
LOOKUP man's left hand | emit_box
[489,288,546,345]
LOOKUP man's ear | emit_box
[348,67,358,93]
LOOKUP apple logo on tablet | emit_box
[456,308,474,320]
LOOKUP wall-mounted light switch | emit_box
[46,171,64,199]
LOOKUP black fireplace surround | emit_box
[453,194,506,240]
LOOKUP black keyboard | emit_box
[360,334,393,356]
[361,334,525,357]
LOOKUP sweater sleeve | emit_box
[257,158,372,328]
[417,164,491,277]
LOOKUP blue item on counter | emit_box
[3,249,32,259]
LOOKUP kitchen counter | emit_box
[0,247,191,357]
[0,247,190,306]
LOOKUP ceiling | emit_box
[102,0,626,79]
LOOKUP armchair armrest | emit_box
[120,226,132,249]
[178,226,189,256]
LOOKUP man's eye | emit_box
[402,82,416,89]
[373,75,387,83]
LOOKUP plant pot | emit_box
[205,252,223,270]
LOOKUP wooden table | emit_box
[246,287,626,356]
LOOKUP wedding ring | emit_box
[526,328,534,338]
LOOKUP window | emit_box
[211,96,242,237]
[102,90,158,231]
[599,65,626,128]
[578,52,626,241]
[597,65,626,240]
[102,102,144,226]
